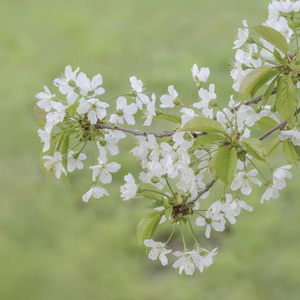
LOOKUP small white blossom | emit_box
[38,129,51,152]
[67,151,87,172]
[43,151,67,179]
[120,173,138,201]
[173,250,201,275]
[82,185,109,203]
[143,93,156,126]
[279,129,300,146]
[89,157,121,184]
[160,85,179,108]
[44,101,66,133]
[231,169,262,195]
[144,239,172,266]
[130,76,149,109]
[233,20,249,49]
[36,86,55,112]
[109,96,138,125]
[196,210,226,238]
[191,64,210,82]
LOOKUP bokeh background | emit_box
[1,0,300,299]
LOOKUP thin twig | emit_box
[185,106,300,207]
[95,123,175,138]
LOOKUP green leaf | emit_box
[241,138,266,161]
[282,140,299,166]
[257,116,278,132]
[276,74,298,124]
[250,25,289,54]
[145,200,164,210]
[193,133,223,147]
[165,207,173,219]
[273,48,284,62]
[288,21,300,29]
[265,138,281,157]
[138,183,165,202]
[261,76,278,107]
[34,104,47,121]
[215,147,237,188]
[239,65,278,104]
[181,116,225,134]
[154,113,181,124]
[136,211,162,245]
[209,152,218,180]
[65,98,80,117]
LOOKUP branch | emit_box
[95,123,175,138]
[232,88,277,112]
[185,106,300,208]
[185,179,216,208]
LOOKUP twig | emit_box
[185,179,216,208]
[95,123,175,138]
[185,106,300,207]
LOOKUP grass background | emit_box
[1,0,300,299]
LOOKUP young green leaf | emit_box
[215,147,237,188]
[282,140,299,166]
[239,65,278,104]
[276,74,298,124]
[261,76,278,107]
[208,152,218,180]
[241,138,266,161]
[136,211,162,245]
[265,138,281,157]
[250,25,289,54]
[193,133,223,147]
[65,98,80,117]
[257,116,278,132]
[181,116,225,133]
[34,104,47,121]
[154,113,181,124]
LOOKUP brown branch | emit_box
[185,179,216,208]
[185,105,300,208]
[95,123,175,138]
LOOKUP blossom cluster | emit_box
[35,0,300,275]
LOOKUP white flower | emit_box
[191,64,210,82]
[38,129,51,152]
[120,173,138,201]
[89,157,121,184]
[232,20,249,49]
[36,86,55,112]
[43,151,67,179]
[44,101,66,133]
[76,72,105,98]
[273,165,292,190]
[231,169,262,195]
[144,239,172,266]
[160,85,179,108]
[53,65,80,104]
[196,247,218,272]
[279,129,300,146]
[180,108,197,127]
[109,96,137,125]
[77,98,109,124]
[193,84,216,118]
[97,130,126,157]
[67,151,87,172]
[196,210,226,238]
[143,93,156,126]
[129,76,149,109]
[82,185,109,203]
[261,185,280,203]
[173,250,201,275]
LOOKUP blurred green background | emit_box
[1,0,300,299]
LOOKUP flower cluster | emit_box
[36,0,300,275]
